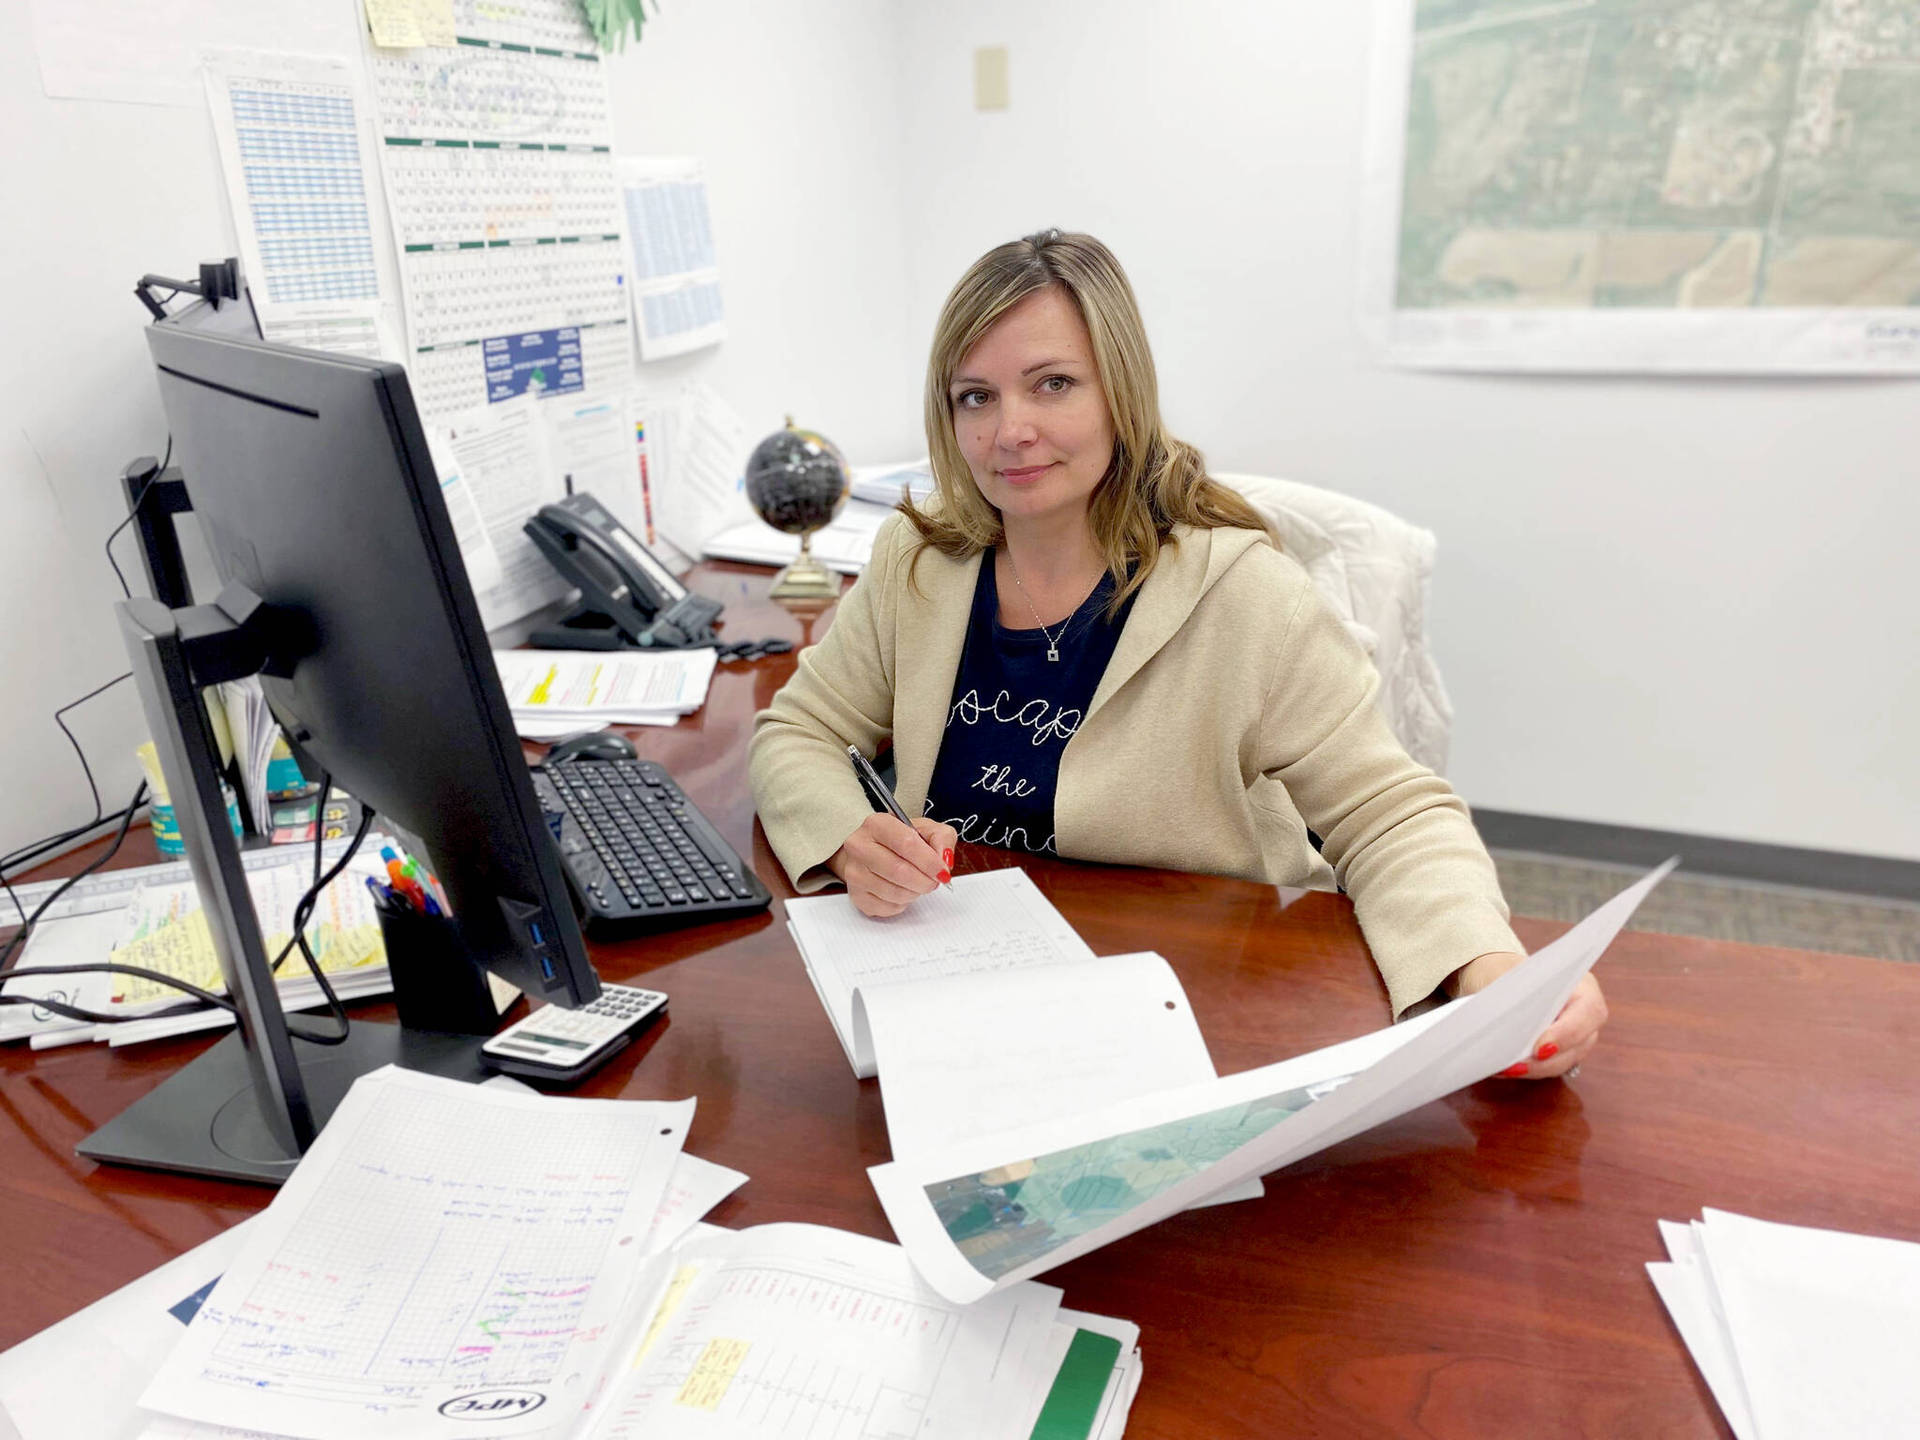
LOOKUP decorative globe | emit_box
[743,417,849,600]
[743,418,849,536]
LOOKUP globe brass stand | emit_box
[768,526,841,601]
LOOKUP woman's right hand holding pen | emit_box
[828,814,957,917]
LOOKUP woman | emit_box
[750,230,1603,1079]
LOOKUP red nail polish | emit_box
[937,870,952,885]
[1501,1062,1528,1078]
[1535,1042,1559,1061]
[942,849,954,867]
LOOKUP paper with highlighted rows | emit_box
[871,861,1676,1303]
[124,1221,1140,1440]
[578,1223,1075,1440]
[138,1067,693,1440]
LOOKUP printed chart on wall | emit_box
[618,156,726,359]
[201,49,399,358]
[360,0,634,426]
[1358,0,1920,372]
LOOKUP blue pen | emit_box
[424,895,443,917]
[365,875,393,908]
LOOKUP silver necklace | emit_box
[1006,557,1072,662]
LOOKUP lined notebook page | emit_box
[785,868,1095,1073]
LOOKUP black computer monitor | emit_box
[79,320,601,1183]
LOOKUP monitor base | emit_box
[76,1022,491,1186]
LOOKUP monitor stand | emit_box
[81,591,504,1186]
[77,1023,489,1185]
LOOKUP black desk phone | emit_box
[524,492,723,651]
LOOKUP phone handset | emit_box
[524,492,723,650]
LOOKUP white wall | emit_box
[0,5,253,867]
[0,0,917,866]
[604,2,918,459]
[893,1,1920,861]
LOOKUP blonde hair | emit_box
[901,229,1271,611]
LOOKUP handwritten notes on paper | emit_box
[139,1068,692,1439]
[784,868,1098,1078]
[110,864,385,1008]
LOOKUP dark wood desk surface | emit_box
[6,563,1919,1438]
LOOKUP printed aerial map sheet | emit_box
[1361,0,1920,370]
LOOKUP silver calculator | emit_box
[480,983,667,1084]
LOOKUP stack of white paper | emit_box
[848,457,936,507]
[493,648,718,739]
[701,495,897,575]
[1649,1207,1920,1439]
[0,1076,747,1440]
[0,1069,1140,1440]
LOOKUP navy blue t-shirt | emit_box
[923,555,1136,855]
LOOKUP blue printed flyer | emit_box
[485,327,585,403]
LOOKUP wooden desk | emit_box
[6,563,1919,1438]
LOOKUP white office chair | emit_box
[1213,473,1455,776]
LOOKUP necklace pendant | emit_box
[1047,645,1059,662]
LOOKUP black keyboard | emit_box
[532,758,771,923]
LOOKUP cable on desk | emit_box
[0,783,242,1029]
[0,781,144,971]
[0,799,144,932]
[0,961,237,1027]
[0,778,380,1039]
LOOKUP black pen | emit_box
[847,745,951,888]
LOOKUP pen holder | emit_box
[376,904,510,1036]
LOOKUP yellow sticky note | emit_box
[109,874,387,1006]
[112,909,222,1005]
[631,1266,700,1366]
[674,1338,749,1411]
[364,0,455,49]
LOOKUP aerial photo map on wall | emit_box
[1362,0,1920,371]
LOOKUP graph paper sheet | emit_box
[201,50,394,359]
[138,1066,692,1440]
[362,0,634,429]
[583,1223,1065,1440]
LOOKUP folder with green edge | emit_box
[1029,1327,1126,1440]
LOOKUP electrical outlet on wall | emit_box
[974,46,1009,110]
